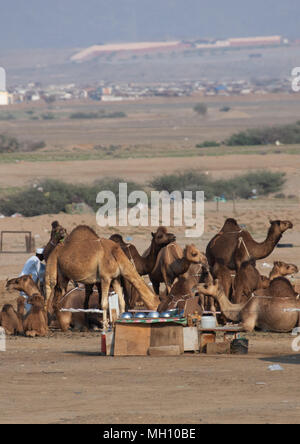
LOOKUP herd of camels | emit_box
[1,217,300,337]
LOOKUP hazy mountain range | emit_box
[1,0,300,50]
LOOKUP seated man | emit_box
[19,248,45,312]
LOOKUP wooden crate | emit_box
[114,323,184,356]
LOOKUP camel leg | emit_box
[111,279,125,316]
[162,267,173,295]
[100,277,111,331]
[241,302,257,332]
[52,278,69,332]
[84,284,94,329]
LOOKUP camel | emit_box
[158,263,209,312]
[0,303,23,335]
[23,294,48,337]
[149,243,207,296]
[269,261,298,282]
[110,227,176,308]
[206,218,293,270]
[232,260,265,304]
[232,260,299,304]
[52,287,102,332]
[45,225,160,329]
[43,220,68,262]
[198,277,300,333]
[6,275,48,337]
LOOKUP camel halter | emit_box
[238,236,251,260]
[125,244,136,269]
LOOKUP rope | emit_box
[60,308,103,314]
[125,244,136,269]
[238,236,251,259]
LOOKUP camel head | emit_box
[272,261,299,277]
[269,220,293,235]
[151,226,176,247]
[27,294,44,308]
[183,244,207,265]
[50,220,68,245]
[197,277,219,298]
[260,275,271,289]
[109,234,126,246]
[6,275,39,294]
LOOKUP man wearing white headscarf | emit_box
[19,248,45,312]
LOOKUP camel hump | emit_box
[221,218,241,232]
[109,234,126,245]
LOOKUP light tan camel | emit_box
[198,277,300,332]
[206,218,293,270]
[149,243,207,296]
[45,225,159,329]
[110,227,176,308]
[6,275,48,337]
[269,261,298,282]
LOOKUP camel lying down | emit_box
[5,275,48,337]
[198,277,300,333]
[0,302,23,335]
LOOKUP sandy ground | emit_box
[1,332,300,424]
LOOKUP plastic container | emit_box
[201,316,217,329]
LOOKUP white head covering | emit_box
[36,248,44,255]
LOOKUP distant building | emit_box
[0,67,13,105]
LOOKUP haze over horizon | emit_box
[0,0,299,50]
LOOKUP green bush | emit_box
[150,170,286,201]
[0,178,143,217]
[0,134,21,153]
[70,111,126,119]
[196,141,220,148]
[193,103,207,116]
[226,121,300,146]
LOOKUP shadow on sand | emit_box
[259,354,300,365]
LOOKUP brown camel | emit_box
[198,277,300,332]
[0,303,23,335]
[43,220,68,262]
[45,225,160,329]
[6,275,48,337]
[110,227,176,308]
[53,287,101,332]
[23,294,48,337]
[232,260,299,304]
[206,218,293,270]
[158,263,209,312]
[149,243,207,296]
[232,260,265,304]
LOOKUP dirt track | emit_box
[1,332,300,424]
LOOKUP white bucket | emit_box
[201,316,217,329]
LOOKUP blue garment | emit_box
[19,256,45,311]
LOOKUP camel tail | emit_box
[112,247,160,310]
